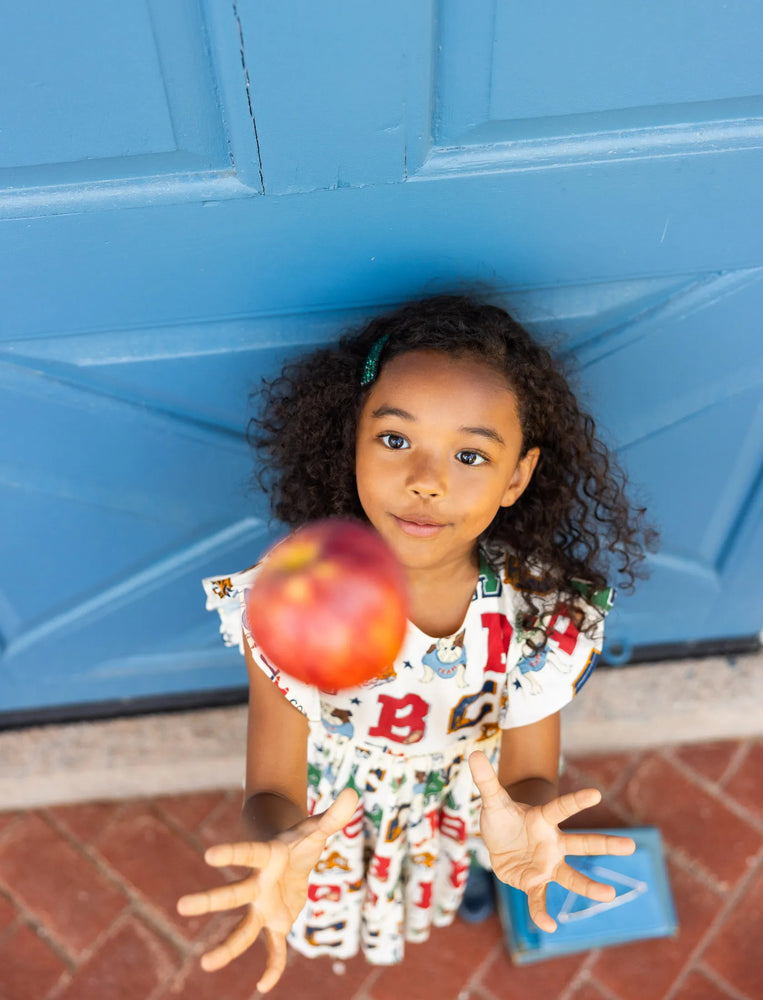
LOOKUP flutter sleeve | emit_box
[499,585,615,730]
[202,566,322,723]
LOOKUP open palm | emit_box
[177,787,358,993]
[468,750,635,933]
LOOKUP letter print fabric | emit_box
[203,547,612,964]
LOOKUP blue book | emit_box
[494,827,678,964]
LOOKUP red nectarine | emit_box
[246,519,409,689]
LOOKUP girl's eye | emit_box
[379,433,410,450]
[456,450,488,466]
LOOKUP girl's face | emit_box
[355,350,539,575]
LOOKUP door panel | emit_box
[0,0,234,197]
[490,3,763,121]
[1,1,761,715]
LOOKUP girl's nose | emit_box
[406,454,446,498]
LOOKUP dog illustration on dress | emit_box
[421,630,467,688]
[320,705,354,738]
[509,612,575,695]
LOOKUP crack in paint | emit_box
[232,1,266,194]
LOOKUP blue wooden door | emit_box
[1,1,761,718]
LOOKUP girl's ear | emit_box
[500,447,540,508]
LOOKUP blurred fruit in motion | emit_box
[246,519,409,689]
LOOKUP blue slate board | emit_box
[495,827,678,964]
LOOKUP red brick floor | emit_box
[0,738,760,1000]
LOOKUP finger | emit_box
[203,841,277,870]
[555,861,616,903]
[256,928,288,994]
[290,822,337,875]
[540,787,602,825]
[316,786,360,837]
[562,831,636,858]
[526,884,557,933]
[200,908,264,972]
[468,751,509,809]
[177,876,257,917]
[288,786,360,843]
[290,788,360,875]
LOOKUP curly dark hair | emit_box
[248,295,656,639]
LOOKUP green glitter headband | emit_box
[360,333,390,386]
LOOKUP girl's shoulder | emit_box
[201,562,262,654]
[202,560,323,722]
[202,562,260,610]
[477,543,615,623]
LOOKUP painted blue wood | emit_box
[490,2,763,122]
[436,0,763,141]
[1,4,175,167]
[0,0,240,204]
[230,0,414,193]
[4,142,763,331]
[0,1,761,713]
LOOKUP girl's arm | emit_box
[177,639,358,991]
[241,639,310,840]
[497,712,561,807]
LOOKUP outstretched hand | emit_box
[468,750,635,933]
[176,787,358,993]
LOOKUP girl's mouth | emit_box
[392,515,448,538]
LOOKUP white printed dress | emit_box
[203,546,613,965]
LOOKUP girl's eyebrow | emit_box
[371,406,505,446]
[460,425,506,446]
[371,405,415,420]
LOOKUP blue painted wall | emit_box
[1,1,761,714]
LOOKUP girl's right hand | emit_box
[176,787,358,994]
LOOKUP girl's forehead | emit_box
[362,349,521,426]
[372,349,515,401]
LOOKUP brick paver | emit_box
[0,923,68,1000]
[702,863,763,999]
[154,790,230,834]
[95,802,224,940]
[47,799,124,844]
[672,739,740,785]
[54,917,180,1000]
[0,812,127,955]
[618,752,761,888]
[0,891,18,934]
[671,971,738,1000]
[0,739,760,1000]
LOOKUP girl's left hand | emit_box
[468,750,636,933]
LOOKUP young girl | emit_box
[177,295,653,993]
